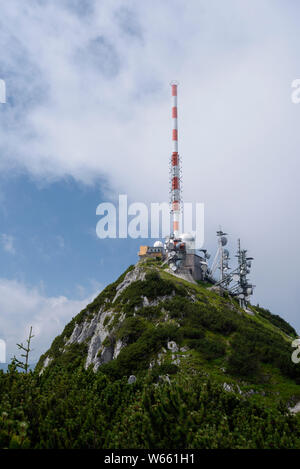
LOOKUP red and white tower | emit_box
[170,82,182,238]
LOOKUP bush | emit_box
[227,335,260,377]
[101,323,182,380]
[194,337,226,360]
[150,363,179,382]
[116,317,148,345]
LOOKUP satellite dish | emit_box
[233,274,239,282]
[238,294,244,299]
[246,287,253,295]
[154,240,163,248]
[221,236,227,246]
[171,264,177,272]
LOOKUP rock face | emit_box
[66,307,114,371]
[38,263,186,374]
[113,266,146,302]
[38,264,146,373]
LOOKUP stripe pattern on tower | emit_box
[170,82,182,237]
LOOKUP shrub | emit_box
[194,337,226,360]
[116,317,148,345]
[227,335,260,377]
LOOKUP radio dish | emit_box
[223,249,229,258]
[233,274,239,282]
[221,236,227,246]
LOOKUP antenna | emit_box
[210,228,230,282]
[169,82,182,238]
[234,239,254,309]
[210,234,255,309]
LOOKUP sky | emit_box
[0,0,300,362]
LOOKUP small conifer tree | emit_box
[14,326,34,373]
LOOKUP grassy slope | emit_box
[158,265,300,407]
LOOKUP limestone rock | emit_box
[128,375,137,384]
[167,341,178,353]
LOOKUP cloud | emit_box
[0,1,299,327]
[0,277,100,362]
[1,234,16,255]
[0,1,298,201]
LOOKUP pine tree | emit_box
[13,326,34,373]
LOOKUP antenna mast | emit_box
[170,81,182,238]
[210,229,230,282]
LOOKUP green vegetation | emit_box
[101,322,181,380]
[255,305,297,337]
[115,271,185,314]
[6,262,300,449]
[1,366,300,449]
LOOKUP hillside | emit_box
[2,259,300,449]
[36,260,300,406]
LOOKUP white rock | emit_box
[113,340,123,359]
[128,375,137,384]
[289,402,300,414]
[167,341,179,353]
[39,356,53,376]
[172,358,181,366]
[223,383,234,392]
[113,266,146,303]
[158,375,171,384]
[143,296,149,307]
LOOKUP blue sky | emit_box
[0,0,300,361]
[0,175,137,297]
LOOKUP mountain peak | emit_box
[36,259,299,410]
